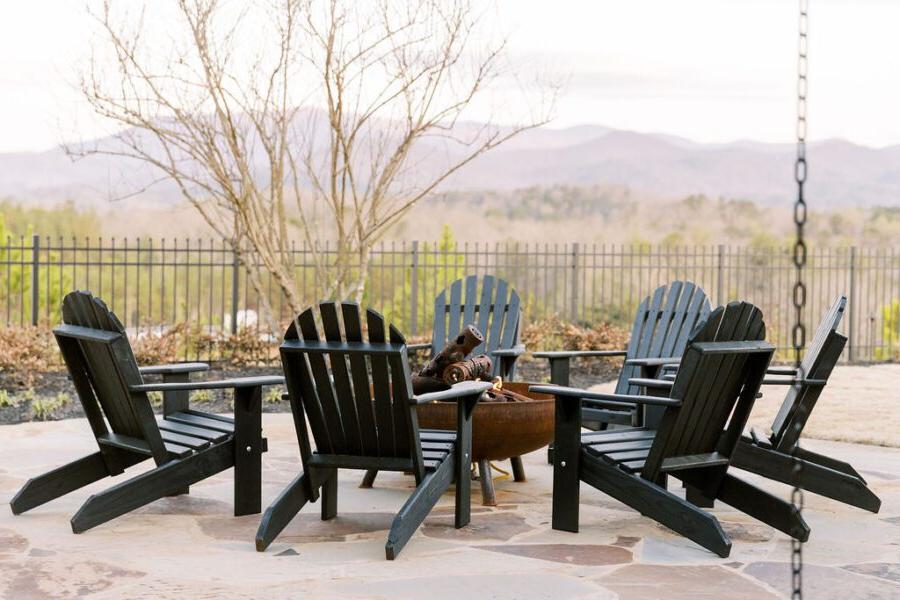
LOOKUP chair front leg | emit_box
[321,468,338,520]
[234,385,264,516]
[256,471,319,552]
[552,395,582,533]
[455,393,477,527]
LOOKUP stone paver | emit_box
[0,413,898,599]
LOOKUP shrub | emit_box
[522,316,629,353]
[191,389,214,404]
[264,386,284,404]
[0,326,58,386]
[147,391,163,407]
[31,392,71,421]
[0,389,18,408]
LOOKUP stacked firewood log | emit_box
[412,324,528,403]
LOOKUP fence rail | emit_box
[3,235,899,363]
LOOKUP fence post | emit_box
[848,246,857,362]
[31,234,40,326]
[410,241,419,336]
[716,244,725,305]
[570,243,579,321]
[230,249,239,335]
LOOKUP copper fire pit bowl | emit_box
[415,381,554,461]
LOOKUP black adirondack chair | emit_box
[256,302,491,560]
[410,274,525,378]
[10,291,282,532]
[362,274,525,490]
[533,302,810,558]
[535,281,710,435]
[730,295,881,512]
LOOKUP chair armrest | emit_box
[531,350,627,359]
[407,342,432,353]
[411,380,493,405]
[491,345,526,358]
[767,367,799,376]
[528,384,682,407]
[139,362,210,376]
[628,377,674,391]
[762,377,827,387]
[130,375,284,392]
[625,356,681,368]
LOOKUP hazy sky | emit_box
[1,0,898,153]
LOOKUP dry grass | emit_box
[747,364,900,448]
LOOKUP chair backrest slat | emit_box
[475,275,496,348]
[342,303,380,456]
[647,280,684,358]
[429,276,522,379]
[463,275,478,330]
[617,281,712,395]
[367,309,398,457]
[643,301,770,479]
[320,302,363,455]
[486,278,509,357]
[447,279,464,341]
[297,308,348,452]
[388,322,416,466]
[54,291,167,464]
[770,295,847,448]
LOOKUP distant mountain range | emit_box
[1,123,898,208]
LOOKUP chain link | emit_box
[791,1,809,598]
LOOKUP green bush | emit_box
[30,392,71,421]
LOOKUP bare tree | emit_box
[76,0,554,328]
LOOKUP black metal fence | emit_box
[3,235,899,362]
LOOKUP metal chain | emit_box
[791,1,809,598]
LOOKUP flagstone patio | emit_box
[1,413,898,600]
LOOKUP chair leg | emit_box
[10,452,132,515]
[360,469,378,488]
[233,386,263,516]
[385,458,453,560]
[733,441,880,513]
[477,459,496,506]
[713,473,810,542]
[454,450,471,528]
[321,468,337,521]
[510,456,526,482]
[796,446,867,482]
[71,444,233,534]
[581,458,731,557]
[686,484,715,508]
[256,472,315,551]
